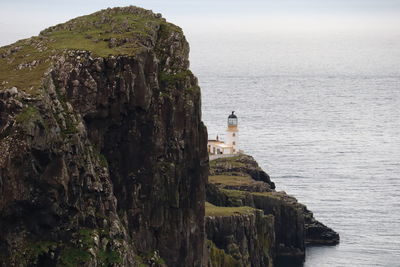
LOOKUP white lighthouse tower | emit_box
[226,111,239,154]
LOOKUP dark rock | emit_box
[304,208,340,245]
[210,154,275,189]
[207,154,340,264]
[220,181,271,193]
[206,209,275,267]
[208,189,306,261]
[0,6,207,267]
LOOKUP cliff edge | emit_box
[0,6,207,266]
[206,154,339,266]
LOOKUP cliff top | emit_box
[0,6,181,93]
[209,153,275,191]
[205,202,257,217]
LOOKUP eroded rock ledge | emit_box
[205,203,275,267]
[206,154,339,266]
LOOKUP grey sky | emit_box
[1,0,399,46]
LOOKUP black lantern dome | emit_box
[227,111,238,126]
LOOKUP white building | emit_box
[208,112,240,158]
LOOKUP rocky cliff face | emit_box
[205,204,275,267]
[206,155,339,265]
[207,185,306,262]
[0,7,207,266]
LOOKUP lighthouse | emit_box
[207,111,242,159]
[226,111,239,154]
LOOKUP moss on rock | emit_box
[205,202,255,217]
[207,240,241,267]
[15,105,41,125]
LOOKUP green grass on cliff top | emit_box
[0,6,181,93]
[209,174,255,187]
[220,188,247,199]
[205,202,256,217]
[218,189,292,203]
[209,156,246,168]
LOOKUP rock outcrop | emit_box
[210,154,275,189]
[205,203,275,267]
[206,155,339,265]
[0,7,207,266]
[304,208,340,245]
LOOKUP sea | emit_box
[187,30,400,267]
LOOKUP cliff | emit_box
[206,155,339,265]
[205,203,275,267]
[0,6,339,267]
[0,6,207,266]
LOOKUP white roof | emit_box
[208,140,224,143]
[214,143,233,149]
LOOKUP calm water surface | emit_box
[187,31,400,266]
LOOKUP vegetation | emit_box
[59,228,122,266]
[60,247,92,267]
[98,153,108,168]
[22,241,57,265]
[186,85,200,92]
[15,105,41,124]
[220,189,247,199]
[134,251,166,266]
[159,91,172,100]
[207,240,241,267]
[0,6,182,92]
[209,156,245,168]
[18,230,121,266]
[63,113,78,135]
[159,70,192,86]
[59,228,95,266]
[251,191,284,200]
[205,202,255,217]
[0,39,52,93]
[209,174,254,186]
[219,189,248,206]
[98,250,123,266]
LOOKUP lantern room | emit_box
[227,111,238,127]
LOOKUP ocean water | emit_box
[187,31,400,266]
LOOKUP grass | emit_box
[98,153,108,168]
[14,228,123,266]
[60,248,91,267]
[98,250,122,266]
[0,6,182,93]
[209,156,246,168]
[59,228,95,266]
[209,174,254,187]
[210,156,241,163]
[39,8,169,58]
[15,105,41,124]
[0,39,52,93]
[135,251,166,266]
[251,191,285,200]
[159,70,192,86]
[24,241,57,264]
[220,189,247,199]
[205,202,255,217]
[207,240,241,267]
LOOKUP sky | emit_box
[1,0,400,46]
